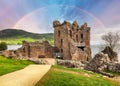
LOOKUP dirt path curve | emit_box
[0,65,51,86]
[113,76,120,83]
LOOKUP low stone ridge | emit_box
[57,59,85,69]
[107,63,120,72]
[102,46,118,62]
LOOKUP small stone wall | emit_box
[57,59,85,69]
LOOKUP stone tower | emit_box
[53,20,91,62]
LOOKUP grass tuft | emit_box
[0,56,34,76]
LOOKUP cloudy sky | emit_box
[0,0,120,44]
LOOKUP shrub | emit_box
[0,42,7,51]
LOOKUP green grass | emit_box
[35,65,120,86]
[53,65,101,75]
[104,70,120,76]
[0,29,54,45]
[0,37,54,45]
[0,56,34,76]
[0,37,36,45]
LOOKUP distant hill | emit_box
[0,29,54,39]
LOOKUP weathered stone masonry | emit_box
[1,20,92,63]
[18,41,54,58]
[1,41,54,59]
[53,20,92,62]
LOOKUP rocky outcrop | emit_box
[57,59,85,69]
[107,63,120,72]
[85,52,110,72]
[84,49,119,77]
[102,46,118,62]
[84,52,114,77]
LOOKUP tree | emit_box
[0,42,7,51]
[101,32,120,50]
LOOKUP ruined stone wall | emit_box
[1,50,16,58]
[18,41,54,59]
[53,20,91,62]
[1,41,54,59]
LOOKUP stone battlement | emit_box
[53,20,90,30]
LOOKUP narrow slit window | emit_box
[58,31,60,37]
[76,35,78,42]
[61,39,63,47]
[70,30,72,37]
[81,34,83,39]
[61,49,63,53]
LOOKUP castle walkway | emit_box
[0,65,51,86]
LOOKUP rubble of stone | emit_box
[85,52,110,72]
[102,46,118,62]
[57,59,85,69]
[107,63,120,73]
[84,46,120,77]
[53,20,91,63]
[84,52,114,77]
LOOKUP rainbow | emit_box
[13,5,105,32]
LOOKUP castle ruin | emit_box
[1,20,92,63]
[1,41,54,59]
[53,20,92,62]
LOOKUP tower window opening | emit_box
[76,35,78,42]
[61,39,63,47]
[81,34,83,39]
[87,57,89,61]
[58,31,60,37]
[61,49,63,53]
[77,46,85,51]
[70,30,72,37]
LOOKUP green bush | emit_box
[0,42,7,51]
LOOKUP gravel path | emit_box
[113,76,120,83]
[0,65,51,86]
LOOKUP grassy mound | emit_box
[0,56,34,76]
[35,65,120,86]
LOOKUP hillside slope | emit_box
[0,29,53,39]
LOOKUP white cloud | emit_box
[91,24,120,45]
